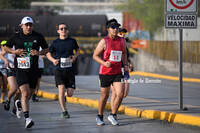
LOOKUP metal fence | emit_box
[144,41,200,64]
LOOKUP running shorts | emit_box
[37,68,43,78]
[99,74,124,88]
[16,69,38,89]
[55,69,76,89]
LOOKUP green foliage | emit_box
[0,0,31,9]
[0,0,62,9]
[118,0,164,36]
[118,0,199,36]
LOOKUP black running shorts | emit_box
[37,68,43,78]
[16,69,38,89]
[7,68,16,77]
[55,69,76,89]
[99,74,123,88]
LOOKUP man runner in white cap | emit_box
[4,16,48,128]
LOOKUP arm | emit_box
[93,39,111,67]
[4,46,26,56]
[46,52,59,66]
[71,48,80,63]
[30,48,49,56]
[0,47,9,67]
[122,40,128,71]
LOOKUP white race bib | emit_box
[109,50,122,62]
[60,57,72,68]
[17,57,30,69]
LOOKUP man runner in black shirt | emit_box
[47,23,80,118]
[4,16,48,128]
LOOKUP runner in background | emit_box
[0,40,8,103]
[0,40,22,119]
[32,47,44,102]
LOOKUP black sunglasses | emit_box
[110,25,119,29]
[59,27,67,31]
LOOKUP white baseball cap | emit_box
[21,16,34,25]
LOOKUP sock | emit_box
[24,111,29,119]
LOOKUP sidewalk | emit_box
[37,73,200,127]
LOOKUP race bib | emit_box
[109,50,122,62]
[17,57,30,69]
[60,57,72,68]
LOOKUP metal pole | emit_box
[179,28,183,110]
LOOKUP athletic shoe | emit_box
[108,114,119,126]
[32,94,39,102]
[61,111,70,118]
[96,115,105,126]
[12,108,16,116]
[3,100,10,111]
[15,100,22,119]
[25,118,34,128]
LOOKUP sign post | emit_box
[165,0,198,110]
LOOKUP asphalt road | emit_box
[75,75,200,107]
[1,99,200,133]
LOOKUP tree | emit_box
[118,0,199,37]
[0,0,31,9]
[118,0,164,37]
[0,0,62,9]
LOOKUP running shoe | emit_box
[108,114,119,126]
[96,115,105,126]
[12,108,16,116]
[15,100,22,119]
[61,111,70,118]
[25,118,34,128]
[3,100,10,111]
[32,94,39,102]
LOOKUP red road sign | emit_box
[166,0,197,13]
[169,0,194,9]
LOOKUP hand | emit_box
[14,49,27,56]
[124,65,129,72]
[70,55,76,63]
[104,61,111,67]
[4,60,9,68]
[30,49,39,56]
[53,59,59,66]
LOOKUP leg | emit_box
[98,87,110,115]
[111,82,124,114]
[20,84,30,113]
[58,85,66,112]
[66,88,74,97]
[6,76,18,102]
[110,84,116,111]
[1,75,7,102]
[123,80,129,98]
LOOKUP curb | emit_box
[36,90,200,127]
[130,71,200,83]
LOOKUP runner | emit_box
[32,47,44,102]
[46,23,80,118]
[0,40,22,119]
[93,19,128,126]
[110,28,131,113]
[0,40,8,104]
[4,16,48,128]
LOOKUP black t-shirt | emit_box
[6,31,48,70]
[49,37,79,70]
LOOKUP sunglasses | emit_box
[110,25,119,29]
[25,23,33,27]
[59,27,67,31]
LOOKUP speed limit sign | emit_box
[166,0,197,13]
